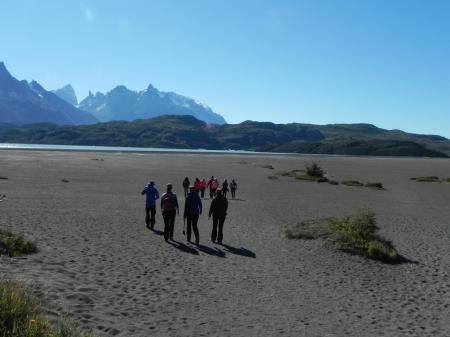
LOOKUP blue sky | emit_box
[0,0,449,137]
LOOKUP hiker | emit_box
[160,183,179,242]
[206,176,215,198]
[200,178,207,198]
[209,188,228,244]
[194,178,202,193]
[141,180,159,230]
[211,178,220,197]
[230,179,237,199]
[184,186,202,244]
[182,177,190,197]
[222,179,229,198]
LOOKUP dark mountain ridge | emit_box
[0,115,448,157]
[0,62,97,125]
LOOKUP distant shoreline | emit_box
[0,143,448,160]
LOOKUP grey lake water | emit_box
[0,143,270,155]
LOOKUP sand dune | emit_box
[1,150,450,337]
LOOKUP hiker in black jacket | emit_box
[209,188,228,244]
[184,186,202,244]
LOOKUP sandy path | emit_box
[1,150,450,337]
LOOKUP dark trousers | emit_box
[211,215,226,243]
[162,210,176,241]
[209,188,217,198]
[223,189,228,198]
[186,214,199,244]
[231,189,236,199]
[200,189,205,198]
[145,204,156,228]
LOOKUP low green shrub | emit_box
[413,176,441,182]
[445,178,450,183]
[0,230,37,257]
[365,182,385,190]
[305,163,324,178]
[341,180,364,187]
[285,209,402,263]
[0,282,97,337]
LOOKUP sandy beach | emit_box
[1,150,449,337]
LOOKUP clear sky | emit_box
[1,0,449,137]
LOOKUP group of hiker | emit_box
[182,176,237,199]
[141,176,237,245]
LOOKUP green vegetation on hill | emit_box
[0,115,448,157]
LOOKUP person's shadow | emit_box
[196,243,226,258]
[220,243,256,258]
[169,239,199,255]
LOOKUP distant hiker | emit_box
[141,180,159,230]
[230,179,237,199]
[194,178,202,193]
[184,186,203,244]
[182,177,190,197]
[206,176,215,198]
[222,179,229,198]
[211,178,220,197]
[160,183,179,242]
[200,178,207,198]
[209,189,228,244]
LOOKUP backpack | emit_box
[162,194,177,211]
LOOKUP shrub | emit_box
[0,230,37,257]
[413,176,441,182]
[267,175,279,180]
[445,178,450,183]
[285,209,402,263]
[0,282,97,337]
[316,177,329,183]
[341,180,364,187]
[305,163,324,177]
[365,182,385,190]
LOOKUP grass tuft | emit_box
[0,281,97,337]
[0,230,37,257]
[412,176,441,182]
[341,180,364,187]
[285,209,402,263]
[365,182,385,190]
[305,163,324,177]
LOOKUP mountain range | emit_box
[76,84,226,125]
[0,62,226,126]
[0,62,97,125]
[0,115,448,157]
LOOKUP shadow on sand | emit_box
[196,244,226,258]
[220,243,256,258]
[169,239,199,255]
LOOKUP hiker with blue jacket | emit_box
[141,181,159,230]
[184,186,202,244]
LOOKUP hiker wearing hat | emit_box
[184,186,203,244]
[160,183,179,242]
[209,188,228,244]
[141,180,159,230]
[182,177,190,198]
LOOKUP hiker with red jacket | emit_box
[199,178,207,198]
[184,186,202,244]
[160,183,179,242]
[209,188,228,244]
[194,178,202,193]
[206,176,215,198]
[210,178,220,197]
